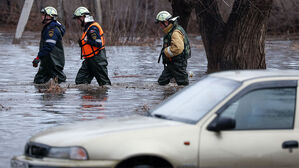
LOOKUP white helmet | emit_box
[40,6,58,17]
[73,7,90,18]
[155,11,179,23]
[155,11,172,23]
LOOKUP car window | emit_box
[152,76,241,124]
[220,87,296,130]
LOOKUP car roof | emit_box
[209,70,299,82]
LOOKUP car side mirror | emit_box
[207,117,236,132]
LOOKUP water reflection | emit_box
[78,86,109,120]
[40,93,65,101]
[34,84,66,116]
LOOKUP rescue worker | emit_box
[33,6,66,84]
[73,7,111,86]
[155,11,191,86]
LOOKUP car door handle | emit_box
[282,140,299,149]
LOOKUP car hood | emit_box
[30,115,185,146]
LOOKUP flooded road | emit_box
[0,31,299,167]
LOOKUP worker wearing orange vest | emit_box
[73,7,111,86]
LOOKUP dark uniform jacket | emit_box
[38,20,65,60]
[34,20,66,84]
[82,22,104,50]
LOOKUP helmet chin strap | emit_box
[80,18,85,27]
[42,14,53,24]
[77,15,94,27]
[161,21,168,27]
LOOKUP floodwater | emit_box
[0,31,298,168]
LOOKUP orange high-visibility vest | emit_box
[81,22,105,59]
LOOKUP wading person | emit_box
[156,11,191,86]
[73,7,111,86]
[33,6,66,84]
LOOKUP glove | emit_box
[163,48,172,62]
[32,57,40,68]
[78,39,83,47]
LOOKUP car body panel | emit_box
[200,128,299,168]
[198,77,299,168]
[84,125,199,166]
[31,116,183,146]
[28,115,199,167]
[12,70,299,168]
[210,70,299,82]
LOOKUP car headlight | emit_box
[47,146,88,160]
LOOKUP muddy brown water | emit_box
[0,31,299,167]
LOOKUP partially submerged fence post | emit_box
[12,0,34,44]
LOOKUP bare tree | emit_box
[171,0,273,73]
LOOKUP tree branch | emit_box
[195,0,225,26]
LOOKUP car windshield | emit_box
[151,76,241,124]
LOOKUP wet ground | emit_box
[0,31,299,167]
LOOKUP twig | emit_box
[222,0,231,7]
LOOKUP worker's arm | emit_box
[86,26,103,48]
[37,26,60,58]
[164,30,184,58]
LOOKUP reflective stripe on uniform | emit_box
[45,39,57,44]
[166,46,174,57]
[95,39,102,43]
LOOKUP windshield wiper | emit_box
[152,114,168,119]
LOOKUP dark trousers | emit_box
[34,55,66,84]
[75,52,111,86]
[158,60,189,86]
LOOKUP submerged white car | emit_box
[12,70,299,168]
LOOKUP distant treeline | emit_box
[0,0,298,44]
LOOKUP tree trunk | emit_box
[220,0,271,70]
[57,0,64,22]
[94,0,103,24]
[195,0,226,72]
[170,0,193,31]
[172,0,273,73]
